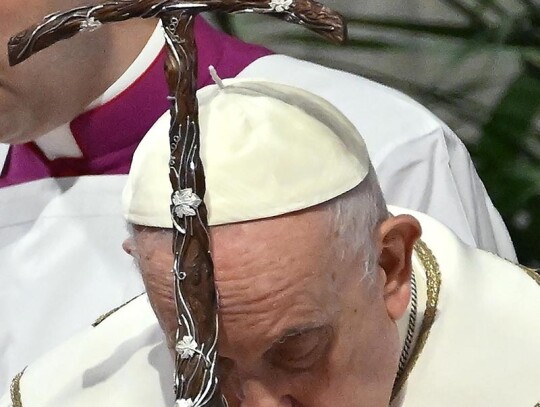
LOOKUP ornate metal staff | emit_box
[8,2,346,406]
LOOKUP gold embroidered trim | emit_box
[10,368,26,407]
[520,265,540,286]
[92,292,145,327]
[391,239,442,400]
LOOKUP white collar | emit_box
[87,22,164,110]
[0,144,9,172]
[30,22,165,162]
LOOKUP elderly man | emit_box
[0,0,517,394]
[2,79,537,407]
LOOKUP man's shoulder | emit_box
[390,206,540,406]
[394,205,536,291]
[238,54,448,155]
[1,294,173,407]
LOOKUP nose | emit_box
[239,380,293,407]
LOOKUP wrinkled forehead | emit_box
[130,208,364,345]
[132,202,347,275]
[210,207,342,284]
[210,210,344,334]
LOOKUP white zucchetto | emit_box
[122,79,369,227]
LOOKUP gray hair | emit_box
[322,165,389,281]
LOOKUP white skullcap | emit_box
[123,79,370,227]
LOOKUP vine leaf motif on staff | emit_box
[7,1,347,406]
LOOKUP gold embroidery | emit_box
[92,293,145,327]
[534,403,540,407]
[520,265,540,286]
[391,239,442,400]
[10,368,26,407]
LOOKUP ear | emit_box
[377,215,421,321]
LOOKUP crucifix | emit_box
[8,2,346,406]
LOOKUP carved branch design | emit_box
[8,0,345,66]
[161,13,223,405]
[7,1,347,406]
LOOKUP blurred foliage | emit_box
[213,0,540,266]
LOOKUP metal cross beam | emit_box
[8,2,346,407]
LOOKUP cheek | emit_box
[140,262,177,345]
[284,334,398,406]
[290,296,399,406]
[220,310,399,407]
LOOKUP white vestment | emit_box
[0,24,517,394]
[1,207,537,406]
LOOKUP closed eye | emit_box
[265,325,333,372]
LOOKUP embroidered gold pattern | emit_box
[391,239,442,400]
[520,265,540,286]
[10,368,26,407]
[92,293,145,327]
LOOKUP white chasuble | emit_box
[0,176,145,392]
[1,207,537,407]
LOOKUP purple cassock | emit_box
[0,17,271,188]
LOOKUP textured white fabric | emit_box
[2,208,537,407]
[0,176,145,394]
[238,55,517,262]
[123,79,369,227]
[391,207,540,407]
[34,123,83,160]
[0,294,174,407]
[0,143,8,170]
